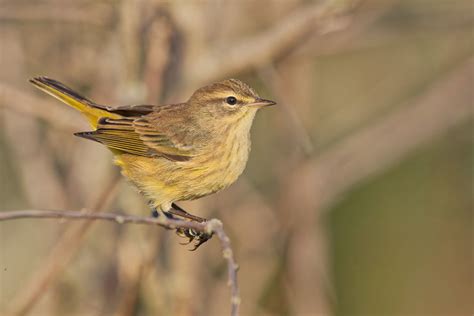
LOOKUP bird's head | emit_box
[188,79,275,124]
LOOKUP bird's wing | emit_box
[75,116,194,161]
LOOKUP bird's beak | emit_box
[248,98,276,108]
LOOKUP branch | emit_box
[1,210,240,316]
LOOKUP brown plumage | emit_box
[30,76,275,216]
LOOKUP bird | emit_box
[30,76,275,247]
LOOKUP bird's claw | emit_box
[176,227,213,250]
[150,205,212,250]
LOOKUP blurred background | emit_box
[0,0,472,315]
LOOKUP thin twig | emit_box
[205,219,241,316]
[0,210,204,230]
[0,209,240,316]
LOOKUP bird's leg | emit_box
[149,202,175,226]
[169,203,207,222]
[150,202,205,222]
[171,203,213,250]
[150,208,175,219]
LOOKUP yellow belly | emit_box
[114,133,250,211]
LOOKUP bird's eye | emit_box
[226,96,237,105]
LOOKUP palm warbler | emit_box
[30,76,274,222]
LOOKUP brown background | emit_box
[0,0,472,315]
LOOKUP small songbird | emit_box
[30,76,275,246]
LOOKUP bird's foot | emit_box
[150,204,212,250]
[171,203,212,250]
[175,227,213,251]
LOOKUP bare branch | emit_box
[0,209,201,230]
[0,209,240,316]
[206,219,241,315]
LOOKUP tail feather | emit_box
[30,76,121,128]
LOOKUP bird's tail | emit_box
[29,76,121,128]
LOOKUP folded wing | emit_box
[75,116,194,162]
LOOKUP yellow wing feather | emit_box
[29,76,121,128]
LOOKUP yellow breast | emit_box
[115,111,255,211]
